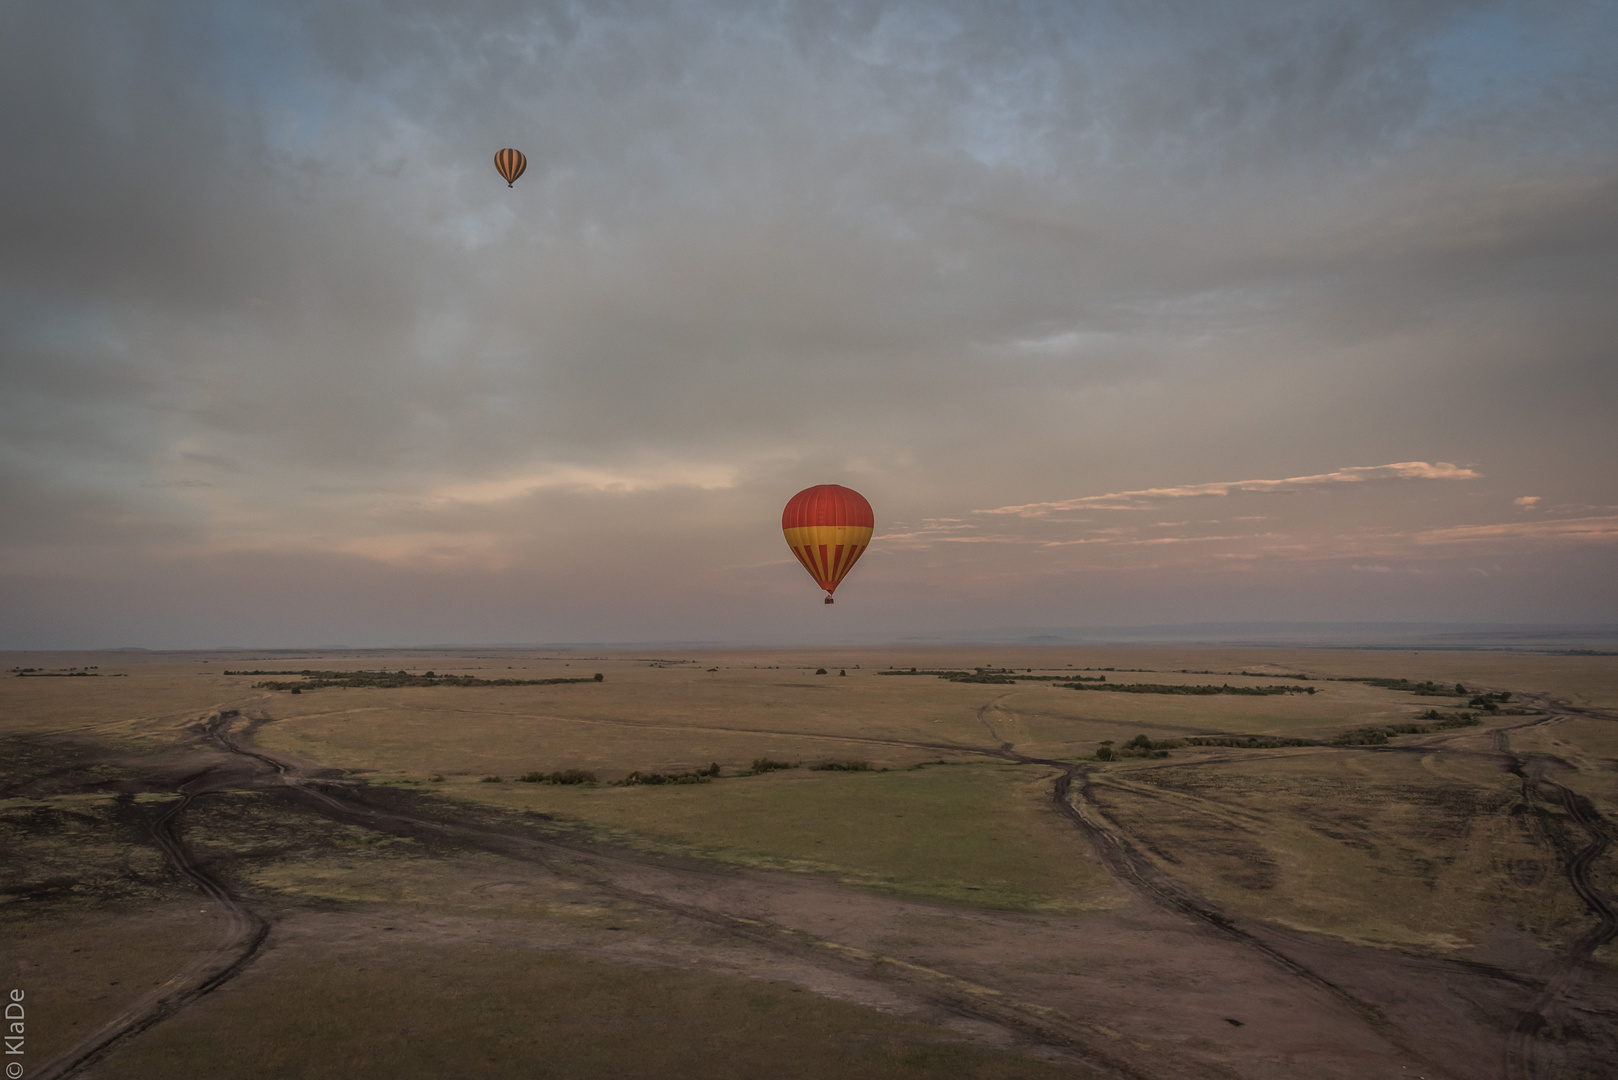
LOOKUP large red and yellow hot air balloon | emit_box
[782,485,874,604]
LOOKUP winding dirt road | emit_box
[30,734,270,1080]
[981,692,1618,1080]
[1491,700,1618,1080]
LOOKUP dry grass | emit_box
[976,679,1476,758]
[0,904,220,1063]
[100,940,1093,1080]
[244,663,996,778]
[1087,747,1588,951]
[239,650,1532,777]
[0,661,240,746]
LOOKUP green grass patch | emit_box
[435,762,1117,912]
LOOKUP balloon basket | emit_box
[824,596,834,605]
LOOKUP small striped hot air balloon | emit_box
[782,485,874,604]
[494,148,527,187]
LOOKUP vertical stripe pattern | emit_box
[494,148,527,187]
[781,485,875,596]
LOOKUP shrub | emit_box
[549,769,597,784]
[1184,735,1314,749]
[1332,713,1480,745]
[751,758,796,773]
[809,761,870,771]
[620,769,709,786]
[1062,681,1306,696]
[816,668,828,675]
[1351,678,1464,696]
[1114,734,1178,757]
[241,667,609,691]
[520,769,597,784]
[479,775,503,783]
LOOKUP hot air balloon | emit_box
[782,485,874,604]
[494,148,527,187]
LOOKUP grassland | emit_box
[2,904,220,1064]
[1084,748,1588,950]
[4,645,1615,1079]
[226,649,1589,951]
[98,940,1089,1080]
[437,761,1117,911]
[12,646,1603,947]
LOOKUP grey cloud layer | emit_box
[2,0,1615,644]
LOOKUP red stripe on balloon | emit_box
[782,485,874,530]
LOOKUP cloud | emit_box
[333,532,512,570]
[429,462,740,505]
[3,1,1618,644]
[1415,516,1618,546]
[873,518,985,542]
[976,462,1482,517]
[1514,495,1541,508]
[1123,534,1247,546]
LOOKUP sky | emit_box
[2,0,1616,648]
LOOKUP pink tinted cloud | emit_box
[1414,516,1618,545]
[975,461,1481,517]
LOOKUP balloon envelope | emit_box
[494,148,527,187]
[782,485,874,597]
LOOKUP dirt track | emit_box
[25,694,1618,1079]
[29,753,271,1080]
[979,693,1618,1080]
[1491,701,1618,1080]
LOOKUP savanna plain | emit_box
[3,646,1615,1080]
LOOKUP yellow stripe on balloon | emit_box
[783,526,874,549]
[782,526,872,590]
